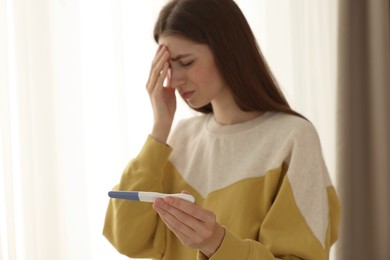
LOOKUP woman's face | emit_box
[159,35,230,109]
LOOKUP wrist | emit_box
[151,123,171,144]
[201,225,225,258]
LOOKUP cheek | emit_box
[192,64,223,87]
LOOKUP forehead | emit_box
[158,35,211,57]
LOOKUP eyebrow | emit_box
[170,54,192,62]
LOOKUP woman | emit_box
[103,0,340,259]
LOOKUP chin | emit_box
[186,100,208,109]
[182,96,211,109]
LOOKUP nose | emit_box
[170,67,186,89]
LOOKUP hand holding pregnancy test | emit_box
[108,191,195,203]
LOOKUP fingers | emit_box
[153,196,217,236]
[147,46,170,92]
[147,45,177,138]
[153,198,207,246]
[157,198,205,228]
[164,196,215,224]
[153,196,224,255]
[153,200,196,239]
[151,45,166,68]
[157,62,170,88]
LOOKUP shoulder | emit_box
[264,112,321,145]
[267,112,315,132]
[274,112,331,184]
[264,113,327,177]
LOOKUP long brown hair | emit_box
[154,0,302,118]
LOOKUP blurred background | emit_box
[0,0,389,259]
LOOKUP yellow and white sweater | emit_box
[103,112,340,259]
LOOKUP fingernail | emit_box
[154,198,163,207]
[164,197,173,204]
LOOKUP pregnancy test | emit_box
[108,191,195,203]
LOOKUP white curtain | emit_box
[0,0,338,259]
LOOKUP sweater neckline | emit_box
[205,111,272,135]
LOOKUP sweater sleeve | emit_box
[198,121,340,260]
[103,135,172,258]
[202,180,340,260]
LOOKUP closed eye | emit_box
[181,60,194,67]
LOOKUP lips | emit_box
[181,90,195,99]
